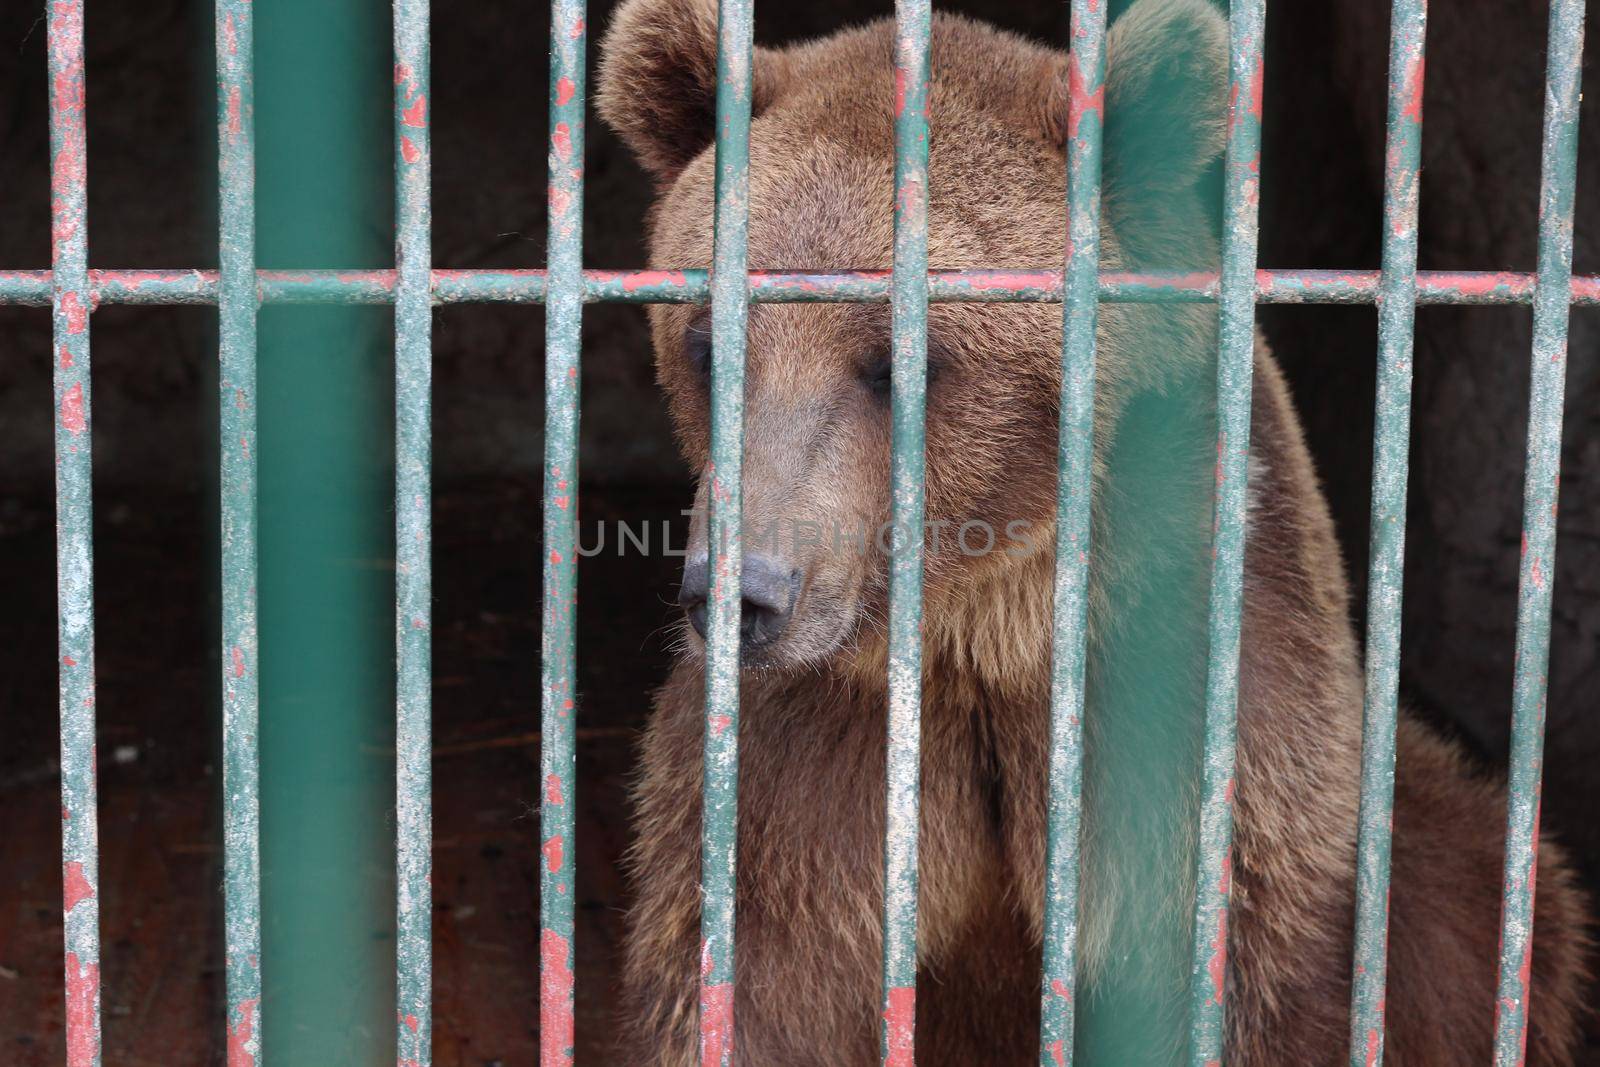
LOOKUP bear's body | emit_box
[597,1,1592,1063]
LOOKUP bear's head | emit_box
[598,0,1228,683]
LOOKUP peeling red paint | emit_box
[1208,907,1228,1005]
[401,94,427,128]
[1065,53,1104,140]
[1047,1039,1065,1067]
[542,834,564,873]
[60,382,86,435]
[1401,56,1425,125]
[545,773,564,806]
[232,645,246,679]
[63,860,94,912]
[550,549,563,565]
[1365,1027,1381,1067]
[62,290,87,333]
[555,76,576,106]
[883,985,916,1067]
[228,87,242,137]
[540,929,576,1067]
[553,121,573,162]
[621,269,689,292]
[394,62,412,86]
[711,714,732,736]
[403,1012,419,1033]
[63,655,77,667]
[1050,977,1072,1002]
[895,67,907,118]
[701,981,735,1067]
[226,996,258,1067]
[64,951,98,1067]
[401,136,421,164]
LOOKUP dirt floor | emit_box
[0,479,685,1065]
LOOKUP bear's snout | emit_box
[678,552,800,651]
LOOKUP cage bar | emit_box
[1038,0,1106,1063]
[1346,3,1426,1064]
[216,0,262,1062]
[541,1,586,1064]
[6,268,1600,307]
[699,0,755,1063]
[880,2,932,1065]
[1492,1,1586,1063]
[393,1,434,1063]
[48,3,102,1065]
[1186,1,1266,1062]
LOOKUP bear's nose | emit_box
[678,553,799,651]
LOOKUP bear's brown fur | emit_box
[596,0,1593,1062]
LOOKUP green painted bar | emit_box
[1492,1,1585,1063]
[216,0,263,1061]
[255,0,397,1058]
[700,0,755,1063]
[880,1,932,1063]
[1186,0,1265,1062]
[540,1,586,1063]
[48,3,102,1064]
[1347,2,1426,1063]
[393,1,434,1063]
[7,268,1600,307]
[1038,0,1106,1063]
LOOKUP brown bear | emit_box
[596,0,1592,1063]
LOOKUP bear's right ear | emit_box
[597,0,790,184]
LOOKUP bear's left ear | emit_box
[597,0,791,184]
[1043,0,1228,194]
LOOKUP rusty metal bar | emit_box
[1492,1,1586,1062]
[699,0,755,1063]
[1039,0,1107,1063]
[7,268,1600,307]
[1347,2,1426,1064]
[217,0,262,1061]
[540,0,586,1064]
[48,2,102,1064]
[393,0,433,1063]
[1187,0,1266,1061]
[880,1,932,1064]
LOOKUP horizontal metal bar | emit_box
[4,268,1600,307]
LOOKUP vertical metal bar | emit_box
[1039,1,1107,1063]
[880,3,931,1065]
[1492,2,1585,1063]
[700,0,754,1063]
[1347,3,1426,1064]
[541,0,585,1064]
[394,2,433,1065]
[1185,1,1265,1063]
[48,3,101,1065]
[217,0,262,1062]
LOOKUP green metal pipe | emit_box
[216,0,262,1061]
[393,1,434,1063]
[881,2,932,1064]
[700,0,755,1062]
[1347,2,1426,1063]
[1492,1,1586,1063]
[7,268,1600,307]
[48,3,102,1063]
[255,1,396,1061]
[540,0,586,1063]
[1038,1,1106,1063]
[1186,0,1266,1062]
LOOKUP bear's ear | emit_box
[1045,0,1228,194]
[597,0,790,184]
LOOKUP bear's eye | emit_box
[860,344,939,402]
[682,319,713,381]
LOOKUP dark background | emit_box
[0,0,1596,1062]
